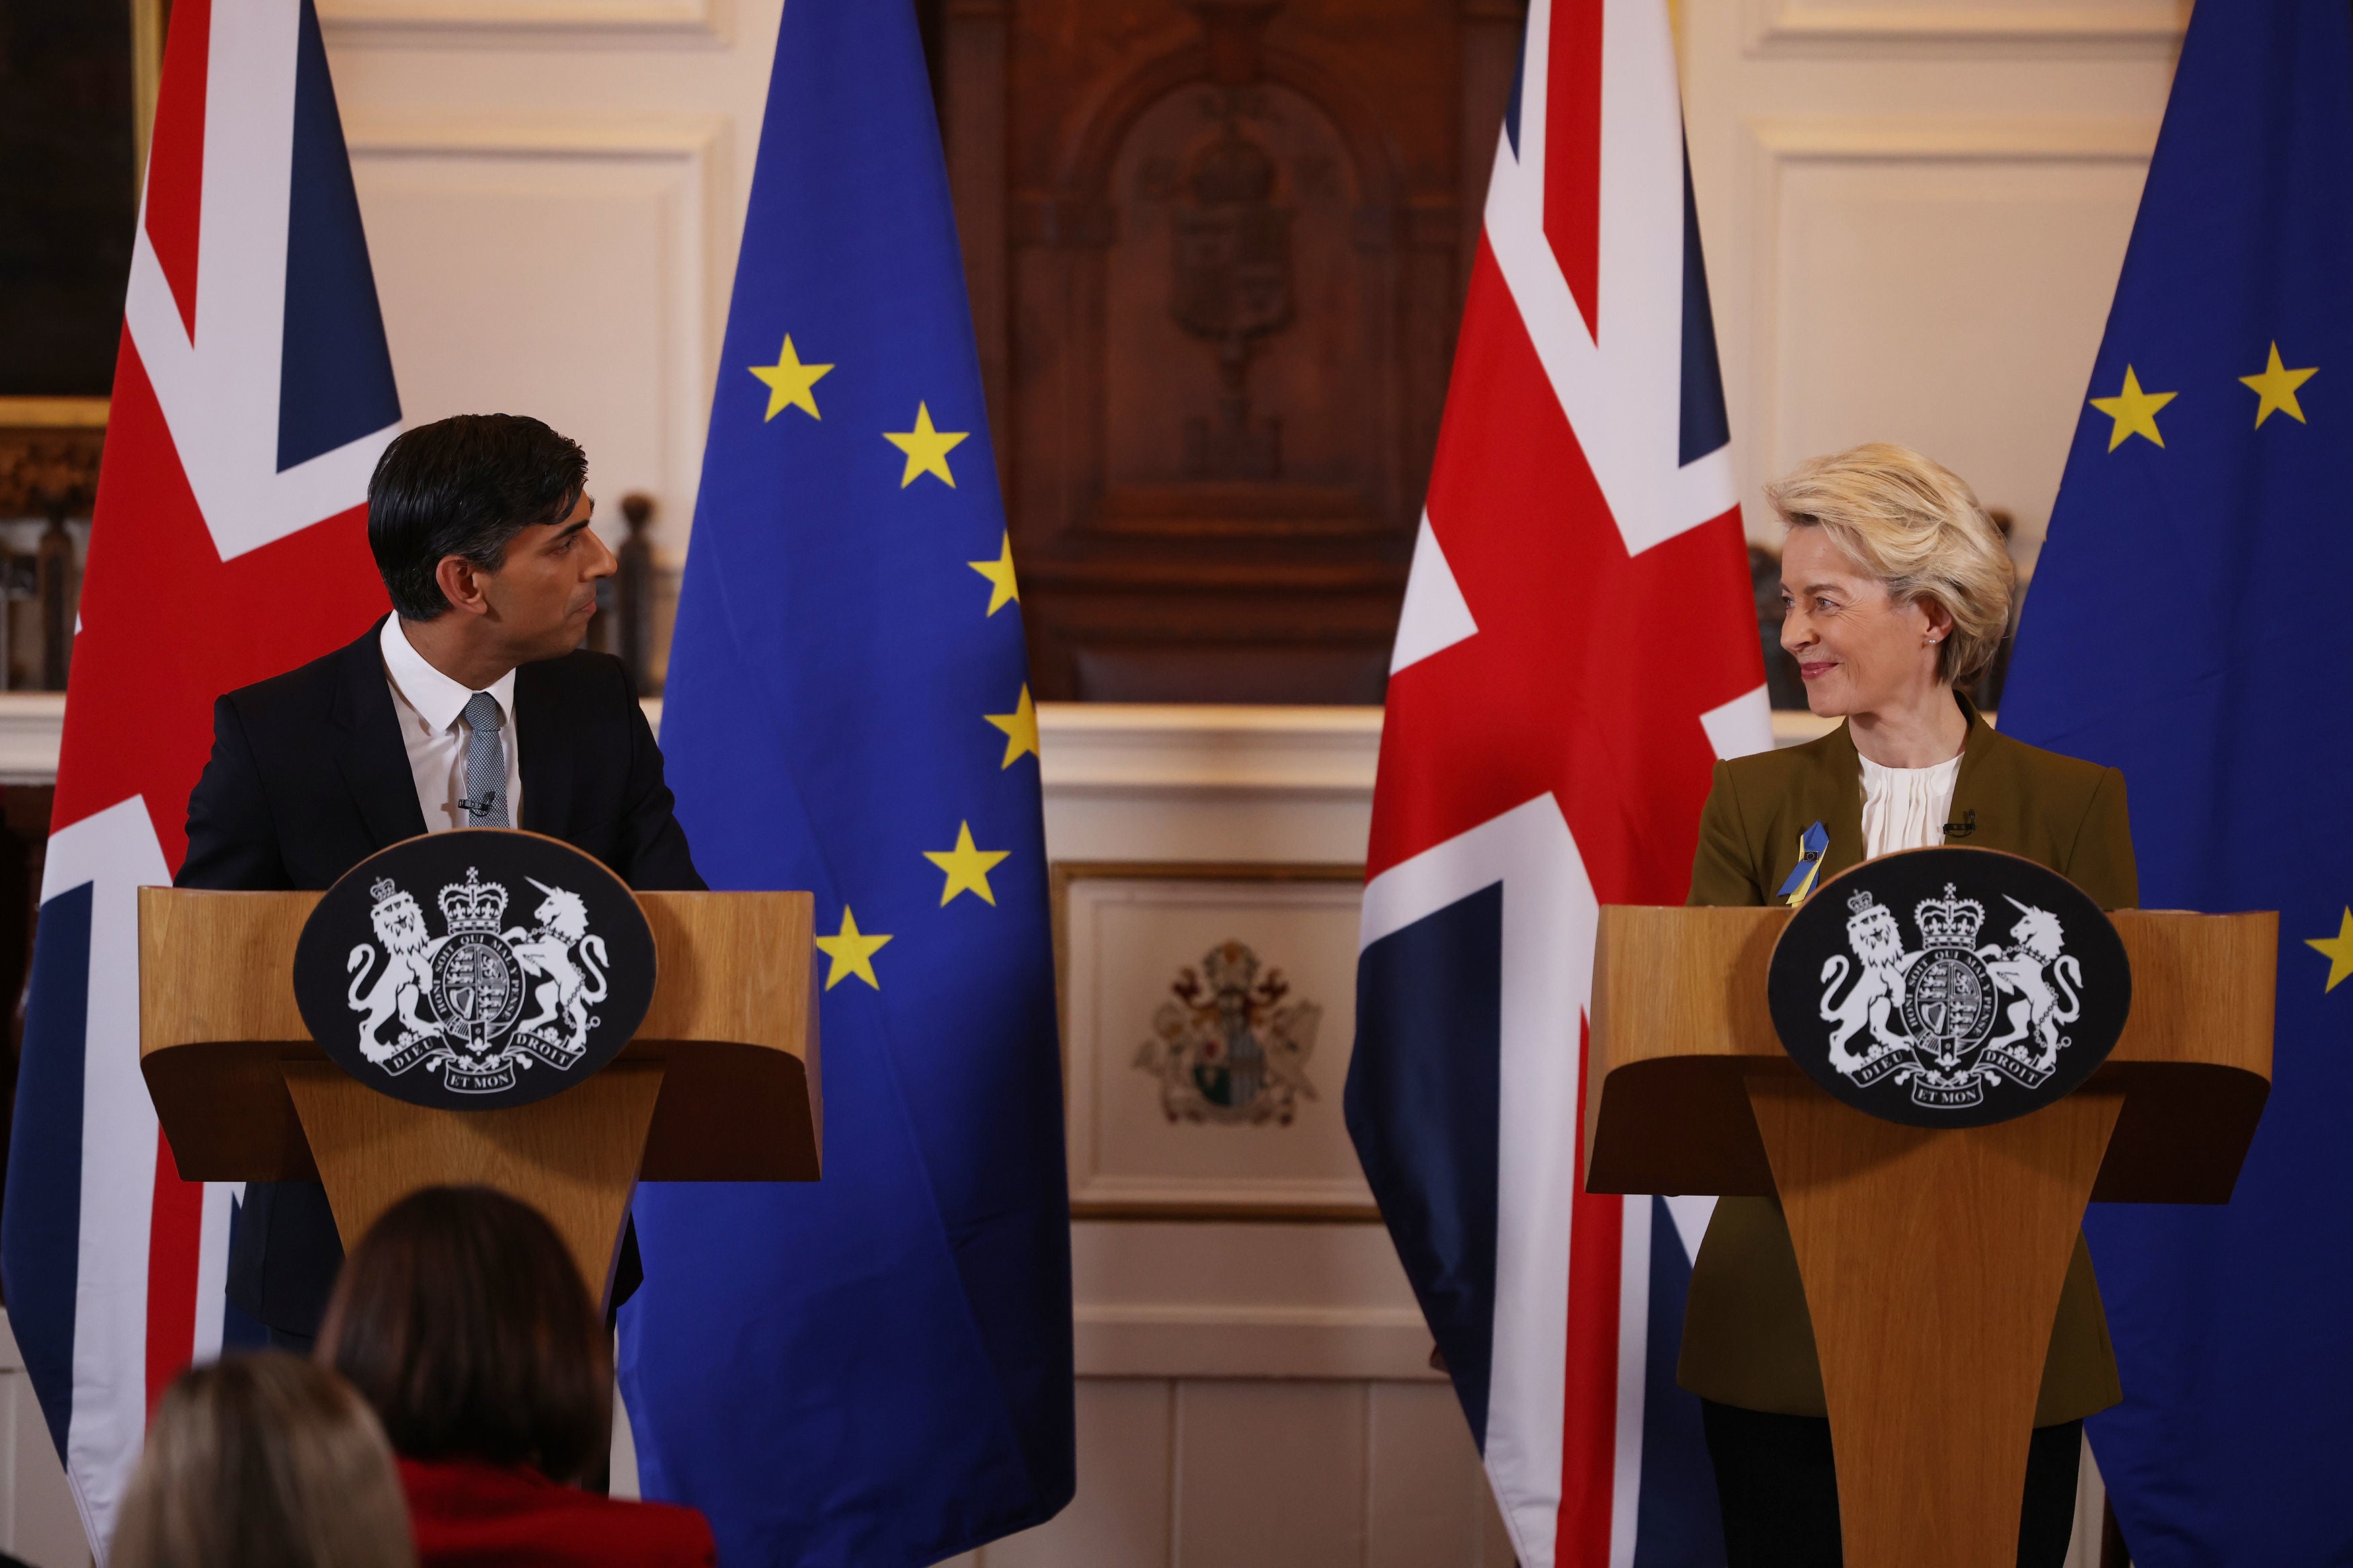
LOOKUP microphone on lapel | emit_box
[1943,809,1977,839]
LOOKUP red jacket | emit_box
[398,1457,717,1568]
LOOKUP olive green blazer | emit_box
[1677,695,2135,1427]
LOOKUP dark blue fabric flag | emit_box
[1999,1,2353,1561]
[618,2,1074,1561]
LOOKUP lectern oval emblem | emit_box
[1766,847,2131,1128]
[294,831,656,1110]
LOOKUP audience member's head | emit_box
[319,1185,610,1485]
[111,1352,413,1568]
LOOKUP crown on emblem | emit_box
[1847,889,1877,914]
[1201,940,1261,996]
[438,867,509,935]
[370,876,397,905]
[1914,883,1985,948]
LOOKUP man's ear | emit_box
[434,555,493,618]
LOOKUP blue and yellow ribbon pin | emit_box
[1777,821,1830,905]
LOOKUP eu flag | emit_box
[1999,1,2353,1560]
[618,1,1074,1561]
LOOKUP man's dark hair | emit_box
[366,414,588,620]
[319,1185,608,1483]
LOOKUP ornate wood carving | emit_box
[0,421,95,692]
[947,0,1522,702]
[0,425,103,523]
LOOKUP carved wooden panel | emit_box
[943,0,1525,703]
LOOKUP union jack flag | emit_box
[1345,1,1768,1563]
[0,0,397,1545]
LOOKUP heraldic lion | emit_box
[348,886,442,1063]
[1817,892,1919,1072]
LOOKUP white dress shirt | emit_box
[379,615,522,833]
[1859,751,1962,860]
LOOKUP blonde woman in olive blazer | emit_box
[1683,446,2132,1568]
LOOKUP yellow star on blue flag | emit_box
[645,0,1069,1541]
[1996,1,2353,1551]
[749,334,832,420]
[2307,907,2353,991]
[2241,341,2317,426]
[884,403,967,487]
[2089,366,2176,450]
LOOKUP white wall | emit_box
[325,0,792,677]
[1679,0,2184,573]
[951,707,1513,1565]
[0,1316,95,1568]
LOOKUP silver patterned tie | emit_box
[461,691,509,828]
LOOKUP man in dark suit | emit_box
[180,413,703,1350]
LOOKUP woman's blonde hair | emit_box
[1765,443,2015,687]
[111,1352,415,1568]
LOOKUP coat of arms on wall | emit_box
[1134,939,1322,1124]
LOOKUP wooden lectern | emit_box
[1589,905,2274,1568]
[138,888,820,1305]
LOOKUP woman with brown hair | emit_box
[319,1186,715,1568]
[111,1352,413,1568]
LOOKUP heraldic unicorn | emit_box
[345,865,612,1096]
[1817,882,2085,1110]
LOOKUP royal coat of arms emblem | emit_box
[1134,940,1321,1126]
[295,831,657,1110]
[1768,848,2130,1127]
[346,866,609,1096]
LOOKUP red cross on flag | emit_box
[1344,1,1769,1563]
[0,0,398,1546]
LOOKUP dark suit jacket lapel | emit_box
[1944,692,1997,846]
[1811,719,1868,886]
[514,659,576,837]
[331,619,430,849]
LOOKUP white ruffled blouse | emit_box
[1859,751,1963,860]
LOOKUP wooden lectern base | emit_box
[283,1061,666,1309]
[1747,1079,2124,1568]
[1589,904,2271,1568]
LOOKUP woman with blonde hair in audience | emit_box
[320,1184,715,1568]
[111,1351,413,1568]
